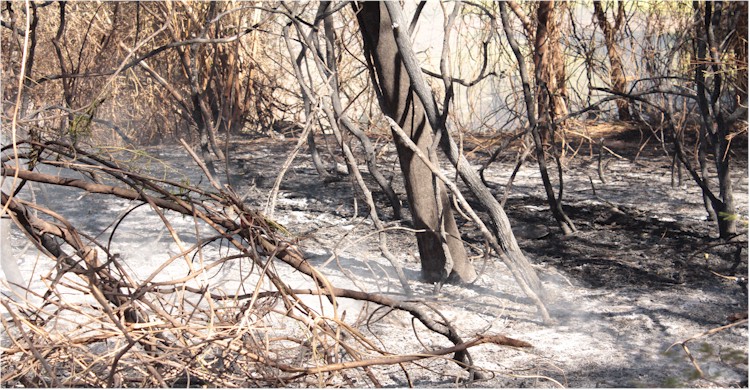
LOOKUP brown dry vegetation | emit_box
[1,0,747,387]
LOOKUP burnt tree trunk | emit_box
[355,2,475,284]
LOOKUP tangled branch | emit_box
[1,140,529,387]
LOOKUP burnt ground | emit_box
[4,121,744,388]
[213,122,748,387]
[454,121,748,292]
[234,122,748,292]
[212,121,748,388]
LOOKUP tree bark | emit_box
[692,0,737,239]
[593,0,632,121]
[355,2,475,284]
[365,2,550,322]
[500,1,577,235]
[318,4,402,220]
[534,1,568,132]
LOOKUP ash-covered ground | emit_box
[2,129,747,387]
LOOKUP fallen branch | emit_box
[262,334,530,375]
[666,319,748,379]
[1,139,532,386]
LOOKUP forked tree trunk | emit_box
[500,1,577,235]
[355,2,476,284]
[319,6,403,220]
[593,0,632,121]
[693,1,737,239]
[373,2,550,321]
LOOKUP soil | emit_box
[223,125,748,388]
[2,123,747,387]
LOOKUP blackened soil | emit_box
[227,129,748,298]
[216,127,747,387]
[505,196,746,290]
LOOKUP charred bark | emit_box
[318,3,402,220]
